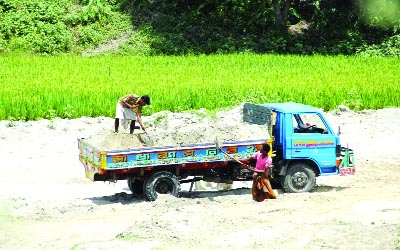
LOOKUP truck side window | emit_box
[293,114,328,134]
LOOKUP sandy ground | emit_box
[0,105,400,250]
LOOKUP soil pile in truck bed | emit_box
[84,131,144,150]
[84,104,270,151]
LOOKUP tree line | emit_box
[0,0,399,56]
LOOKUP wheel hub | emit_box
[155,180,172,194]
[291,172,308,190]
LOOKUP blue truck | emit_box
[78,102,355,201]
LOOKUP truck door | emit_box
[289,113,338,174]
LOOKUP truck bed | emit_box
[78,138,269,181]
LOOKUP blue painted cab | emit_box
[264,102,340,175]
[243,102,354,193]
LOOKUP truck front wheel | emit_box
[282,163,316,193]
[143,171,181,201]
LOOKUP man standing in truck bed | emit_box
[114,94,150,134]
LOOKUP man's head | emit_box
[140,95,151,106]
[261,143,270,155]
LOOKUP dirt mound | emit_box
[84,104,269,150]
[84,130,145,150]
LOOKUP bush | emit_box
[0,0,133,54]
[77,23,107,47]
[31,22,73,53]
[75,11,132,50]
[0,0,74,53]
[356,34,400,57]
[0,0,398,56]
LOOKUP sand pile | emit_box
[84,130,145,150]
[84,104,269,150]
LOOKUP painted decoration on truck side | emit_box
[112,155,127,162]
[294,139,334,148]
[226,146,237,154]
[83,159,101,181]
[202,148,221,161]
[109,162,131,168]
[105,143,262,169]
[79,142,101,168]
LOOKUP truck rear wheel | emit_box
[282,163,316,193]
[127,178,144,196]
[143,171,181,201]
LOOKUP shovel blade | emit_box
[137,132,154,147]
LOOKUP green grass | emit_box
[0,54,399,120]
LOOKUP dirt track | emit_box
[0,107,399,250]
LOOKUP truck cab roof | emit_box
[261,102,321,113]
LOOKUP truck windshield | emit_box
[293,113,328,134]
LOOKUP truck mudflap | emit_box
[338,146,355,176]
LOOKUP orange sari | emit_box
[252,172,276,202]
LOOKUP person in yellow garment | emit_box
[114,94,150,134]
[243,143,277,202]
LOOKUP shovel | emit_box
[214,136,253,171]
[137,131,155,147]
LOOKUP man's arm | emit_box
[264,158,273,174]
[120,100,140,109]
[119,94,140,108]
[136,115,146,131]
[133,109,146,132]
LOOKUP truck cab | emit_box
[244,102,354,193]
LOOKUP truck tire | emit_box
[282,163,316,193]
[127,178,144,196]
[143,171,181,201]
